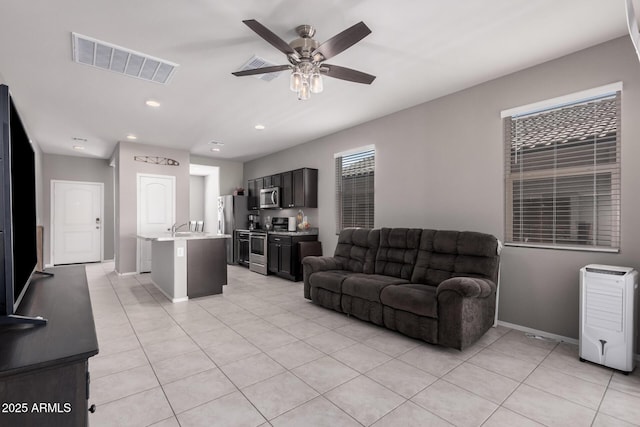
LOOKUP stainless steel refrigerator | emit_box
[217,195,249,264]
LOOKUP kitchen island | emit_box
[137,232,231,302]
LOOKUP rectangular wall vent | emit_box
[71,32,179,84]
[239,55,283,82]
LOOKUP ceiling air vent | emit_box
[239,55,284,82]
[71,32,179,84]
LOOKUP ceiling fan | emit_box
[232,19,376,100]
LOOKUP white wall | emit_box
[189,155,243,195]
[245,36,640,339]
[204,170,220,233]
[189,175,205,222]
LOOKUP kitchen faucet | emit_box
[171,222,189,234]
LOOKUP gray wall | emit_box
[189,155,243,195]
[115,141,190,274]
[245,36,640,339]
[41,154,115,265]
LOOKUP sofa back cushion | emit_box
[410,230,499,286]
[334,228,380,273]
[375,228,422,279]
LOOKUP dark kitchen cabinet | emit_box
[281,171,293,208]
[271,173,282,188]
[280,168,317,208]
[247,179,258,210]
[235,230,250,267]
[248,178,265,210]
[263,174,281,188]
[268,233,318,281]
[249,168,316,209]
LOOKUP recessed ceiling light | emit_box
[126,134,137,140]
[145,100,161,108]
[210,148,221,152]
[254,124,265,130]
[73,145,85,150]
[72,137,88,142]
[209,141,225,146]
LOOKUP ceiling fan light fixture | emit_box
[310,71,323,94]
[290,69,303,92]
[298,81,311,101]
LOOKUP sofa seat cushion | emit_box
[309,270,354,293]
[342,274,409,302]
[380,284,438,318]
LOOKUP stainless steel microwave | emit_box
[260,187,280,209]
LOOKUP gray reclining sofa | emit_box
[302,227,500,350]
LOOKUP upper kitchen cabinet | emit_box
[283,168,317,208]
[247,178,263,211]
[263,173,281,189]
[251,168,317,209]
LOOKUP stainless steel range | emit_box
[249,230,268,275]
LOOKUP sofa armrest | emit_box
[436,277,497,350]
[302,256,345,299]
[436,277,496,298]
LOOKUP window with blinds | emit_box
[335,146,375,233]
[504,91,621,252]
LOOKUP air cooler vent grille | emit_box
[71,32,179,84]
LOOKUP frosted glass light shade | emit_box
[298,81,310,100]
[310,73,323,93]
[290,71,302,92]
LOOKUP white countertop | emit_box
[137,232,232,242]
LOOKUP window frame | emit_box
[502,84,622,253]
[335,145,375,234]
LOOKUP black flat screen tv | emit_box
[0,84,44,325]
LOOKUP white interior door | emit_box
[137,174,175,273]
[52,181,103,265]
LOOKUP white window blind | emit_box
[335,147,375,232]
[504,91,621,252]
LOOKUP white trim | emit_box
[334,144,375,158]
[102,259,115,263]
[500,82,623,118]
[50,179,104,265]
[504,242,619,253]
[497,320,640,362]
[497,320,578,345]
[44,264,54,268]
[116,271,137,276]
[148,278,188,303]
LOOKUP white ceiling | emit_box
[0,1,628,162]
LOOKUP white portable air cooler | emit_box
[579,264,638,373]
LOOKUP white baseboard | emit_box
[44,264,54,268]
[147,279,187,303]
[497,320,640,362]
[497,321,578,345]
[116,271,137,276]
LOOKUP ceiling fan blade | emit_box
[232,64,292,77]
[320,64,376,84]
[242,19,296,56]
[312,21,372,61]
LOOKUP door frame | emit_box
[136,173,176,273]
[50,179,104,266]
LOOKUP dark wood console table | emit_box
[0,265,99,426]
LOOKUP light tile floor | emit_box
[86,262,640,427]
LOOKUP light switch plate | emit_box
[177,247,184,257]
